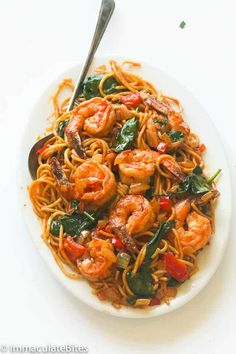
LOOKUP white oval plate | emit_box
[19,56,232,318]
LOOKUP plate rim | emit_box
[18,54,232,318]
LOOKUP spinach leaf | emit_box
[82,75,122,99]
[57,119,69,138]
[157,168,220,199]
[178,172,210,195]
[189,174,211,194]
[192,165,202,175]
[126,269,155,297]
[50,210,100,237]
[169,167,215,197]
[145,175,155,200]
[82,75,103,99]
[103,76,121,95]
[167,130,184,142]
[127,296,137,305]
[145,220,176,260]
[167,278,181,287]
[112,117,139,152]
[126,221,176,298]
[50,219,61,236]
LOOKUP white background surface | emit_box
[0,0,235,353]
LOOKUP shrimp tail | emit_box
[113,226,138,254]
[65,118,86,158]
[50,157,69,185]
[49,157,73,195]
[71,132,86,159]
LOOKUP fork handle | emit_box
[67,0,115,111]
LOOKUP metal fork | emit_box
[28,0,115,179]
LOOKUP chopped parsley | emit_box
[152,116,167,125]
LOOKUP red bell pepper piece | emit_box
[112,237,126,250]
[120,92,142,107]
[79,201,85,212]
[163,253,189,282]
[200,143,206,153]
[36,145,49,154]
[63,236,86,262]
[159,196,172,211]
[157,142,168,154]
[149,297,161,306]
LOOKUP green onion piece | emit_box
[207,168,222,184]
[83,211,95,222]
[116,252,131,269]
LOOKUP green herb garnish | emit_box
[167,130,184,142]
[152,116,167,126]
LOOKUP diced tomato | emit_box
[112,237,126,250]
[200,144,206,153]
[163,253,189,282]
[36,145,49,154]
[149,297,161,306]
[159,196,172,211]
[120,92,143,108]
[79,201,85,212]
[157,142,169,154]
[63,236,86,262]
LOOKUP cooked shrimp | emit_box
[178,211,212,252]
[109,195,155,253]
[73,160,116,208]
[50,158,116,206]
[77,238,116,281]
[65,98,116,153]
[174,199,191,228]
[168,113,190,134]
[114,149,160,184]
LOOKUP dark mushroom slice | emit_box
[113,226,138,254]
[161,159,186,182]
[144,96,171,116]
